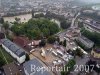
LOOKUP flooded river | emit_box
[3,14,32,23]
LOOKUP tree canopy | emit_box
[60,20,71,29]
[11,18,60,40]
[81,28,100,47]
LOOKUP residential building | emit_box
[91,48,100,64]
[13,36,41,53]
[1,38,26,64]
[23,58,52,75]
[3,62,22,75]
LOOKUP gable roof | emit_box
[13,36,29,47]
[1,38,25,57]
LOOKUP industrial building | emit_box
[1,38,26,64]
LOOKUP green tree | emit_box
[63,39,67,47]
[81,28,100,46]
[34,13,45,18]
[61,59,76,75]
[47,36,56,44]
[39,39,46,47]
[32,10,35,18]
[60,20,71,29]
[0,17,4,24]
[15,17,20,23]
[75,48,84,58]
[42,28,50,37]
[78,21,83,28]
[11,18,60,40]
[25,54,30,61]
[3,22,9,34]
[3,22,9,30]
[27,29,41,40]
[59,41,63,45]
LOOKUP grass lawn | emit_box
[0,46,13,64]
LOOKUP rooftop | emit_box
[1,38,25,57]
[79,36,94,44]
[3,62,22,75]
[84,20,100,30]
[23,58,52,75]
[93,48,100,53]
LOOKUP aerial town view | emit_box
[0,0,100,75]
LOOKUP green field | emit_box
[0,46,13,66]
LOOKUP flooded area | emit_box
[3,14,32,23]
[3,13,61,28]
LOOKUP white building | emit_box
[1,39,26,64]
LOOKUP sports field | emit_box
[0,46,13,65]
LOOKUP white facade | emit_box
[2,43,26,64]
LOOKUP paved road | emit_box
[71,12,80,28]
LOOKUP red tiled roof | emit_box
[13,36,29,47]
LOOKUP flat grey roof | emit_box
[1,39,25,57]
[23,58,51,75]
[80,36,94,44]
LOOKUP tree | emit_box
[82,29,100,46]
[63,39,67,47]
[76,48,84,57]
[34,13,45,18]
[42,28,50,37]
[0,18,4,24]
[15,17,20,23]
[47,36,56,44]
[59,41,63,45]
[32,10,35,18]
[27,29,41,40]
[78,21,83,28]
[11,18,60,40]
[3,22,9,30]
[56,37,60,43]
[3,22,9,34]
[25,53,30,61]
[39,39,46,47]
[61,59,76,75]
[60,20,71,29]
